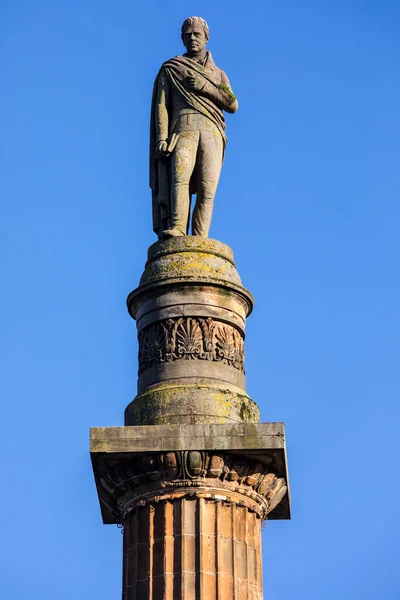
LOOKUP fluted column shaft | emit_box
[123,497,263,600]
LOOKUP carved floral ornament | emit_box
[138,316,245,374]
[98,451,287,522]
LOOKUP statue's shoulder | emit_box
[154,57,181,83]
[161,55,185,68]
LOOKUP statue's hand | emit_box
[155,140,168,159]
[185,72,205,93]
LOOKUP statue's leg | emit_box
[169,130,199,235]
[192,129,223,237]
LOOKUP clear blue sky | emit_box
[1,1,399,598]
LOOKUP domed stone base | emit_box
[124,383,260,426]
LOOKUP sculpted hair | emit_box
[181,16,210,42]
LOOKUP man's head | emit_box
[181,16,209,56]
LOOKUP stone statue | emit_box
[150,16,238,240]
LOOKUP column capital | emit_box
[90,422,290,524]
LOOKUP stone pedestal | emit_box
[125,238,258,426]
[91,238,290,599]
[91,423,289,599]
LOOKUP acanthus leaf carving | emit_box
[161,318,178,362]
[138,316,245,375]
[216,325,236,364]
[199,317,217,360]
[176,318,203,359]
[97,450,287,522]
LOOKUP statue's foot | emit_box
[159,228,186,239]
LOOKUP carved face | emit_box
[182,23,208,55]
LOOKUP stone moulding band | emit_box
[145,240,237,266]
[127,279,254,321]
[138,316,245,375]
[117,487,270,522]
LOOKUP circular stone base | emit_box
[127,237,254,321]
[141,237,241,287]
[124,383,260,426]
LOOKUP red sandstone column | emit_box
[123,498,263,600]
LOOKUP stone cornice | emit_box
[90,423,290,524]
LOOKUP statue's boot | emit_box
[159,228,186,239]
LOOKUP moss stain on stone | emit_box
[140,245,242,287]
[125,383,260,426]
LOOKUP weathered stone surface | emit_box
[126,237,256,425]
[138,237,244,289]
[122,498,263,599]
[124,383,259,426]
[128,237,253,321]
[150,17,238,240]
[138,317,245,375]
[90,422,290,524]
[91,422,286,453]
[91,421,289,599]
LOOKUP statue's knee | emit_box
[198,180,218,202]
[172,179,191,187]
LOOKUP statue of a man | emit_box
[150,16,238,239]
